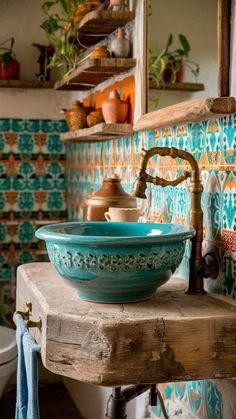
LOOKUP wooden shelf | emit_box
[17,263,236,386]
[60,123,133,142]
[54,57,136,90]
[0,79,54,89]
[134,97,236,131]
[149,80,205,92]
[76,9,135,47]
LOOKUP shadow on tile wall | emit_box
[0,118,67,325]
[66,114,236,419]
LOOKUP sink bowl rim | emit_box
[35,221,195,245]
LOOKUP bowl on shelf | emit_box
[35,221,195,303]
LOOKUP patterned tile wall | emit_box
[152,380,223,418]
[0,118,67,325]
[66,113,236,418]
[66,114,235,299]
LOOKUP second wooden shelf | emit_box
[149,80,205,92]
[60,122,133,142]
[76,9,135,47]
[0,79,54,89]
[54,57,136,90]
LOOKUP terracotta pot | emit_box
[108,0,127,10]
[101,90,128,123]
[110,0,125,3]
[61,101,87,131]
[84,175,137,221]
[91,45,110,58]
[87,108,104,127]
[163,63,184,83]
[0,59,20,79]
[110,27,130,58]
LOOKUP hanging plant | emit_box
[41,0,87,77]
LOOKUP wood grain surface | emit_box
[134,97,236,131]
[16,263,236,387]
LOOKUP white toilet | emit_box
[0,326,17,398]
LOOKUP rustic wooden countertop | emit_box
[16,262,236,387]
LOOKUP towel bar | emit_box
[14,302,42,330]
[15,301,32,320]
[25,319,42,330]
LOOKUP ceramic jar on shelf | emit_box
[91,45,110,58]
[101,90,128,123]
[110,27,130,58]
[84,175,137,221]
[108,0,127,11]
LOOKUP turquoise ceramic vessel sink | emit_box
[35,222,195,303]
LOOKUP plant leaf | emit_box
[164,33,173,54]
[179,34,190,56]
[41,17,59,34]
[159,58,166,74]
[176,49,185,56]
[1,52,12,67]
[42,1,56,13]
[60,0,69,13]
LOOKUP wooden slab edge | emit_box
[134,96,236,131]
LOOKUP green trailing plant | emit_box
[41,0,86,76]
[149,33,200,85]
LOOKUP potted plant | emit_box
[41,0,88,77]
[149,33,200,86]
[0,37,20,80]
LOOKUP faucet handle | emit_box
[199,252,219,280]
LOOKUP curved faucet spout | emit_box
[133,146,207,295]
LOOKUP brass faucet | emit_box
[133,146,216,295]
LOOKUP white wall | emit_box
[64,378,138,419]
[149,0,217,109]
[0,0,77,119]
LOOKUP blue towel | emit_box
[15,313,41,419]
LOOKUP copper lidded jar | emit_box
[84,175,137,221]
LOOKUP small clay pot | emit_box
[110,27,130,58]
[163,63,184,83]
[73,3,91,23]
[91,45,110,58]
[101,90,128,124]
[0,59,20,79]
[61,101,87,131]
[87,109,104,127]
[109,0,127,10]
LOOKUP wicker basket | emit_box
[62,101,87,131]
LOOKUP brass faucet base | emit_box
[186,289,207,295]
